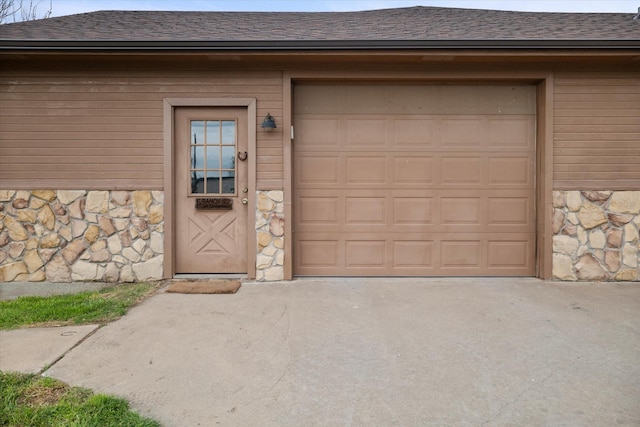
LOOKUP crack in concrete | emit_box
[40,324,103,375]
[481,369,557,426]
[235,303,291,410]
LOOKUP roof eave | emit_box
[1,39,639,50]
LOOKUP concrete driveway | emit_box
[44,278,640,426]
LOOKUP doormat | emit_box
[165,280,241,294]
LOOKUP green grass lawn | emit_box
[0,371,160,427]
[0,283,163,425]
[0,282,160,330]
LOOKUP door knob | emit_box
[241,198,248,205]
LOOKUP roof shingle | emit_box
[1,7,638,48]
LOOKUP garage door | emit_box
[293,84,536,276]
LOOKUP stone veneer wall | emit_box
[255,191,284,281]
[0,190,164,283]
[6,188,635,283]
[553,191,640,281]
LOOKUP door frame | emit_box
[163,98,257,278]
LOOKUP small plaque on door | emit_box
[196,198,233,210]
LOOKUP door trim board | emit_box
[163,98,257,279]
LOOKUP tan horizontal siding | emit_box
[553,72,640,190]
[555,117,640,125]
[554,85,640,95]
[0,69,283,190]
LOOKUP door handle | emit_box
[241,198,248,205]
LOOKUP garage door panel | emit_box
[295,85,536,116]
[393,241,435,268]
[393,119,435,145]
[307,224,531,234]
[296,154,532,190]
[297,189,533,232]
[345,156,388,184]
[487,240,532,269]
[296,155,340,185]
[393,156,435,184]
[345,197,386,225]
[441,118,486,146]
[296,240,340,268]
[440,198,483,225]
[393,197,435,225]
[488,116,535,149]
[296,118,341,146]
[345,86,396,113]
[487,197,531,225]
[296,116,535,152]
[441,157,483,185]
[295,85,343,113]
[345,240,386,267]
[346,119,387,147]
[298,187,529,197]
[295,233,534,276]
[298,196,340,225]
[488,156,531,185]
[294,84,535,277]
[440,241,483,268]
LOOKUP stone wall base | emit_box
[255,191,284,281]
[553,191,640,281]
[5,188,636,283]
[0,190,164,283]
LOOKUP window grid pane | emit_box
[190,119,237,195]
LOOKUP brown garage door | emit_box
[293,84,536,276]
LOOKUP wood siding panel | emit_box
[0,70,283,190]
[553,72,640,190]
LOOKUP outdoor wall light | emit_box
[261,113,276,132]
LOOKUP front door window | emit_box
[190,120,237,195]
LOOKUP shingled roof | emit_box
[1,7,639,50]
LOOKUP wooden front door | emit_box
[175,107,248,273]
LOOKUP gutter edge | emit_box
[1,39,639,50]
